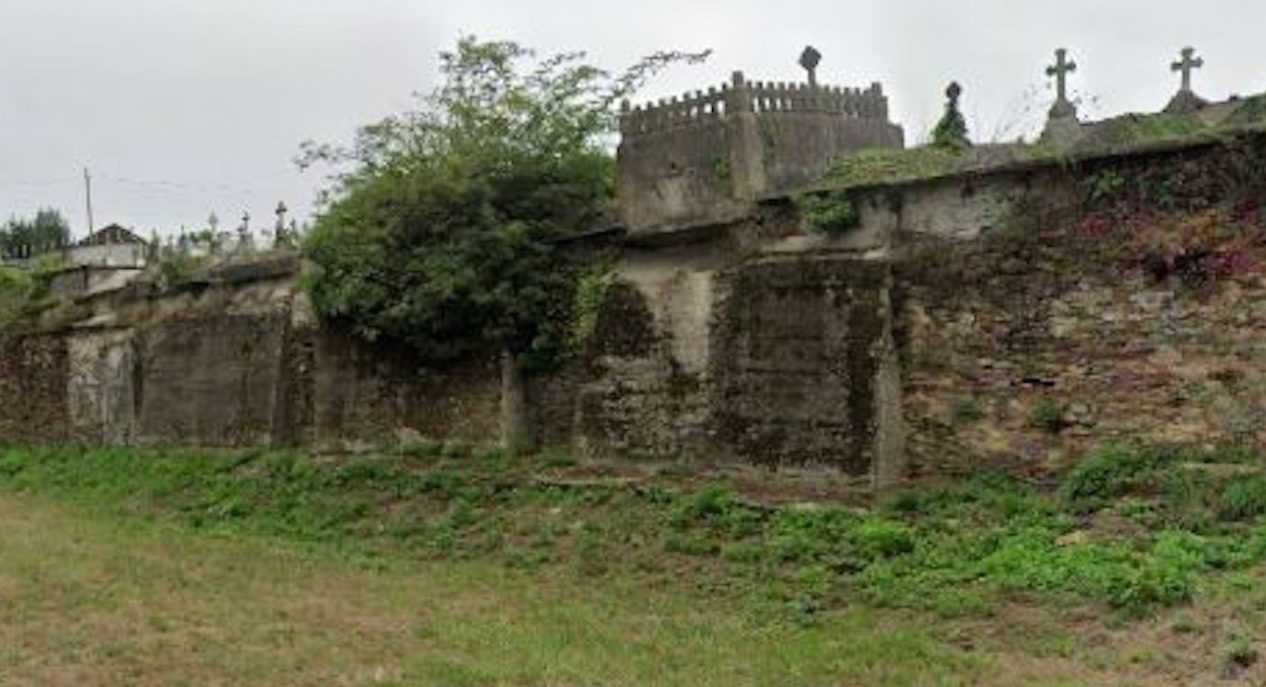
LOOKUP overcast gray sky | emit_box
[3,0,1265,239]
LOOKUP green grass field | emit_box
[1,443,1264,685]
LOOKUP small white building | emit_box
[67,224,148,268]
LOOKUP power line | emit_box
[95,174,291,198]
[0,177,80,191]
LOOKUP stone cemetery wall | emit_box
[529,231,907,488]
[531,245,722,466]
[0,270,505,450]
[710,257,901,478]
[67,329,137,444]
[0,334,69,444]
[885,134,1266,478]
[5,128,1266,490]
[310,331,502,448]
[555,130,1266,486]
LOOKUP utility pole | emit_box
[83,167,95,238]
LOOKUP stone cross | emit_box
[240,211,250,232]
[799,46,822,87]
[274,201,288,230]
[1172,46,1203,93]
[207,212,219,232]
[1046,48,1077,104]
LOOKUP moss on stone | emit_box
[815,100,1266,195]
[823,147,969,190]
[1225,95,1266,128]
[1071,113,1213,154]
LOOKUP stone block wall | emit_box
[8,131,1266,492]
[0,334,69,444]
[528,239,907,487]
[753,110,903,194]
[135,313,288,446]
[0,274,506,450]
[894,231,1266,478]
[616,117,750,236]
[67,329,136,444]
[310,330,502,447]
[710,256,902,478]
[540,279,712,465]
[884,134,1266,478]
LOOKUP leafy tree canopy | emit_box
[0,208,70,257]
[300,36,706,366]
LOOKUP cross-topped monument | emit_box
[1046,48,1078,118]
[799,46,822,88]
[1165,46,1208,114]
[274,201,288,230]
[1171,46,1203,93]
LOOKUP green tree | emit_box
[299,36,705,366]
[931,82,970,150]
[0,208,71,258]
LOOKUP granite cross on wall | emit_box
[1046,48,1078,118]
[1172,47,1203,93]
[1047,48,1076,104]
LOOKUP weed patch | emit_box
[2,442,1266,621]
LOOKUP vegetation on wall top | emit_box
[816,93,1266,194]
[298,36,706,368]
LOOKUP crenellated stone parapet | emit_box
[619,71,891,137]
[617,70,904,233]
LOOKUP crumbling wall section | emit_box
[711,256,901,481]
[67,329,136,444]
[889,134,1266,478]
[310,331,502,448]
[0,334,69,444]
[135,312,288,446]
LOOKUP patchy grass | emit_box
[1070,113,1217,156]
[822,146,971,189]
[2,443,1266,617]
[2,443,1266,684]
[1226,94,1266,128]
[0,492,982,687]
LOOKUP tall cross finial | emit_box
[799,46,822,87]
[1046,48,1077,104]
[1171,46,1203,93]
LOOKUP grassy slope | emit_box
[0,492,978,686]
[1,443,1265,685]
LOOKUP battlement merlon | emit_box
[619,70,892,137]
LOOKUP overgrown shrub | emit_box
[930,82,970,150]
[796,191,859,234]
